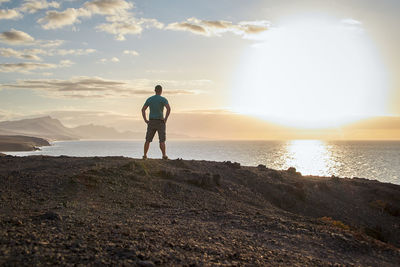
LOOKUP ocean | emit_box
[6,140,400,185]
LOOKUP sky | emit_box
[0,0,400,139]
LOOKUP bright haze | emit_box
[0,0,399,140]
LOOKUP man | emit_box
[141,85,171,159]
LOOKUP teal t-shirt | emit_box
[144,95,169,119]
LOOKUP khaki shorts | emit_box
[145,119,166,142]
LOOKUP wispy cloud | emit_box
[0,60,74,73]
[95,18,163,41]
[0,47,45,61]
[54,48,96,56]
[123,50,139,56]
[84,0,133,15]
[340,18,364,33]
[0,29,34,45]
[20,0,60,14]
[0,1,61,21]
[0,62,57,73]
[36,0,163,41]
[341,18,362,26]
[37,39,64,47]
[96,21,143,40]
[0,29,64,47]
[0,8,21,20]
[1,76,209,98]
[0,108,21,121]
[166,17,270,37]
[37,0,134,30]
[59,59,74,67]
[38,7,91,29]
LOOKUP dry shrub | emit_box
[320,216,350,230]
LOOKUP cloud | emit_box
[0,29,64,47]
[38,8,91,29]
[340,18,364,33]
[96,18,163,40]
[1,76,207,98]
[0,108,21,121]
[59,59,74,67]
[123,50,138,56]
[41,72,53,76]
[0,62,57,73]
[0,47,93,62]
[96,21,142,40]
[0,29,34,45]
[0,47,45,61]
[37,0,134,30]
[0,0,10,4]
[84,0,133,15]
[99,57,119,63]
[55,48,96,56]
[37,39,64,47]
[35,0,163,40]
[0,60,74,73]
[166,17,269,37]
[20,0,60,14]
[167,21,206,35]
[341,18,362,26]
[0,9,21,20]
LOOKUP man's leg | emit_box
[144,121,156,158]
[159,142,167,158]
[158,120,167,159]
[143,141,150,158]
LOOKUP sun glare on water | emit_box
[232,16,389,129]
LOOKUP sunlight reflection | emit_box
[282,140,338,176]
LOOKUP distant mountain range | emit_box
[0,116,191,141]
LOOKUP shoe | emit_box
[162,156,168,160]
[142,155,147,160]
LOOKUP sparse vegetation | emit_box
[320,216,350,231]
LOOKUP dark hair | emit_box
[155,85,162,93]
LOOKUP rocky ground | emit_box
[0,156,399,266]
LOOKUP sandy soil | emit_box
[0,156,399,266]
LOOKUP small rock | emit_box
[137,260,155,267]
[39,211,62,221]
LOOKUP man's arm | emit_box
[142,105,149,123]
[164,103,171,123]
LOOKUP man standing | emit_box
[141,85,171,159]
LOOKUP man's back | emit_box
[144,95,168,119]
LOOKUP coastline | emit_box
[0,135,50,152]
[1,156,399,265]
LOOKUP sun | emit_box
[231,16,389,129]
